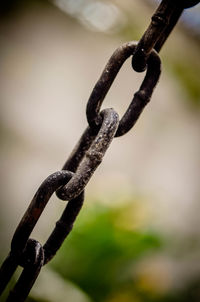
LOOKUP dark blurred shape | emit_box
[0,0,23,15]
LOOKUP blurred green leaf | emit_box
[169,59,200,106]
[50,202,162,302]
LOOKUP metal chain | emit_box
[0,1,199,301]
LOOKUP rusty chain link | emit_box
[0,0,199,301]
[131,0,200,72]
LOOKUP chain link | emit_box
[86,42,161,136]
[131,0,200,72]
[0,0,199,301]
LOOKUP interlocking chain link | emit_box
[131,0,200,72]
[0,0,199,301]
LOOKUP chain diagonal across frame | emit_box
[0,0,199,301]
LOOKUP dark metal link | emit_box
[131,0,200,72]
[155,0,200,51]
[86,42,161,137]
[180,0,200,8]
[6,239,44,302]
[0,171,84,300]
[86,42,136,132]
[116,50,161,136]
[11,171,75,254]
[132,0,181,72]
[154,6,182,52]
[0,252,18,295]
[56,108,119,200]
[43,190,84,264]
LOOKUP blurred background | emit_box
[0,0,200,301]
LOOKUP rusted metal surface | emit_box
[0,239,44,301]
[0,0,199,301]
[86,42,161,136]
[57,108,119,200]
[7,239,44,302]
[131,0,200,72]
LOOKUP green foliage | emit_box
[169,59,200,106]
[50,201,162,302]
